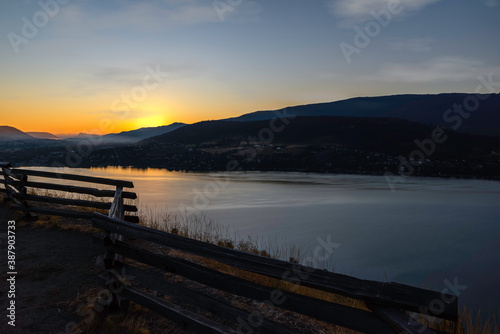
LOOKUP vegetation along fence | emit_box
[1,162,460,333]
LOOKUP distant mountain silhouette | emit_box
[65,133,101,140]
[225,94,500,136]
[142,116,498,157]
[0,126,35,141]
[101,123,186,144]
[26,132,59,140]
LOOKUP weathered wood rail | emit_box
[92,213,460,334]
[0,162,138,223]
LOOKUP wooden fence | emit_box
[0,162,138,223]
[92,213,460,334]
[0,162,460,333]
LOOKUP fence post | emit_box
[1,164,35,220]
[109,186,124,220]
[1,163,12,204]
[101,186,130,312]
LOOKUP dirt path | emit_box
[0,205,102,334]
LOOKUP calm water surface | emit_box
[27,167,500,313]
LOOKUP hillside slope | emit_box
[0,126,35,141]
[26,132,59,139]
[225,94,500,136]
[102,122,186,144]
[142,116,499,158]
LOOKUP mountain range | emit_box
[1,93,498,144]
[0,126,35,141]
[99,122,186,144]
[26,132,59,140]
[141,116,498,159]
[225,93,500,136]
[0,123,186,144]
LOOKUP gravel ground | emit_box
[0,204,102,333]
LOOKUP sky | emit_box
[0,0,499,135]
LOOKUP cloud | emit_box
[327,0,442,27]
[480,0,499,7]
[93,67,144,84]
[53,0,261,34]
[55,2,215,33]
[364,57,500,83]
[88,109,159,120]
[65,59,204,99]
[0,95,21,100]
[384,37,435,52]
[224,1,263,23]
[91,60,203,84]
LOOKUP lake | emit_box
[24,166,500,314]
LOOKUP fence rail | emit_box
[0,162,138,223]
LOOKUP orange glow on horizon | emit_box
[0,64,310,135]
[0,85,300,135]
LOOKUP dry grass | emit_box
[78,309,151,334]
[69,287,151,334]
[33,214,101,234]
[138,205,334,269]
[68,287,188,334]
[407,307,500,334]
[459,308,499,334]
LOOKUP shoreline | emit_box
[13,162,500,183]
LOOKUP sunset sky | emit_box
[1,0,499,135]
